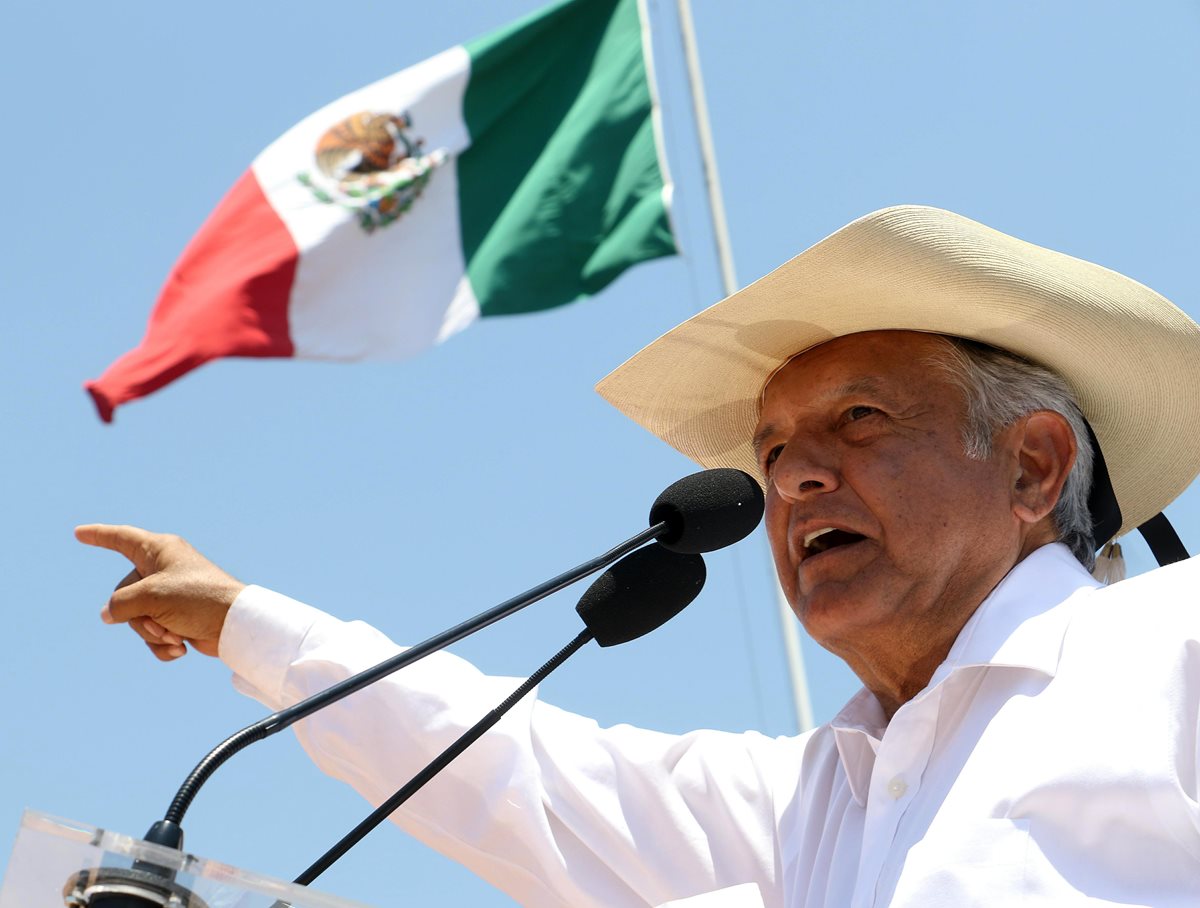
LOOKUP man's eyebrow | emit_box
[753,376,898,454]
[751,423,777,457]
[833,377,889,399]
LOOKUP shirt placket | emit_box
[849,683,943,908]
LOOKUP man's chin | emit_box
[791,577,892,648]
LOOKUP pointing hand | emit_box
[76,524,246,661]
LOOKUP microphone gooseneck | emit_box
[160,521,667,828]
[288,545,708,892]
[650,468,764,554]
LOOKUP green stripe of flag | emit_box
[460,0,675,317]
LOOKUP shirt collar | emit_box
[829,689,887,806]
[828,543,1101,806]
[930,542,1100,683]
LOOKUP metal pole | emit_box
[776,583,815,732]
[674,0,737,298]
[674,0,816,733]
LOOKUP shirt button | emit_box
[887,777,908,799]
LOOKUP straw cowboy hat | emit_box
[596,205,1200,553]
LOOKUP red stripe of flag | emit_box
[85,170,298,422]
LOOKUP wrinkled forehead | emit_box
[757,329,954,409]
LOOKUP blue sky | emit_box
[3,1,1199,905]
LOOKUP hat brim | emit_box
[596,205,1200,539]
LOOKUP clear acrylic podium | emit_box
[1,810,373,908]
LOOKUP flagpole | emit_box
[674,0,816,734]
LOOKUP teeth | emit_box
[803,527,838,548]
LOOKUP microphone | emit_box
[576,543,706,646]
[651,468,765,555]
[288,544,708,891]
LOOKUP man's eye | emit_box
[844,405,878,423]
[763,445,783,470]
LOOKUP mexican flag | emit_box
[86,0,675,422]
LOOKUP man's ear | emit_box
[1010,411,1077,526]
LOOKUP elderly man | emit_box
[80,207,1200,906]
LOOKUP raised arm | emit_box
[78,524,793,906]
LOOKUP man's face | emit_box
[754,331,1023,659]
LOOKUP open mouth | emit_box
[802,527,867,559]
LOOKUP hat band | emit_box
[1085,419,1122,548]
[1138,513,1190,566]
[1087,419,1189,566]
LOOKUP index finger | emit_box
[75,524,159,567]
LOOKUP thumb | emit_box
[100,567,144,625]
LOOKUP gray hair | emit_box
[924,336,1096,570]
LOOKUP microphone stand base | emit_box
[63,866,208,907]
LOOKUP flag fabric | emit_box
[86,0,676,422]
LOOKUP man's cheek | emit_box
[763,499,790,555]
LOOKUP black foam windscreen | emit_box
[649,468,765,554]
[575,545,706,647]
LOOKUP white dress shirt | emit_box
[221,544,1200,906]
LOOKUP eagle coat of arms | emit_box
[298,110,447,234]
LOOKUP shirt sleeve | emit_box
[219,585,796,908]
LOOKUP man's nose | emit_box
[770,439,841,502]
